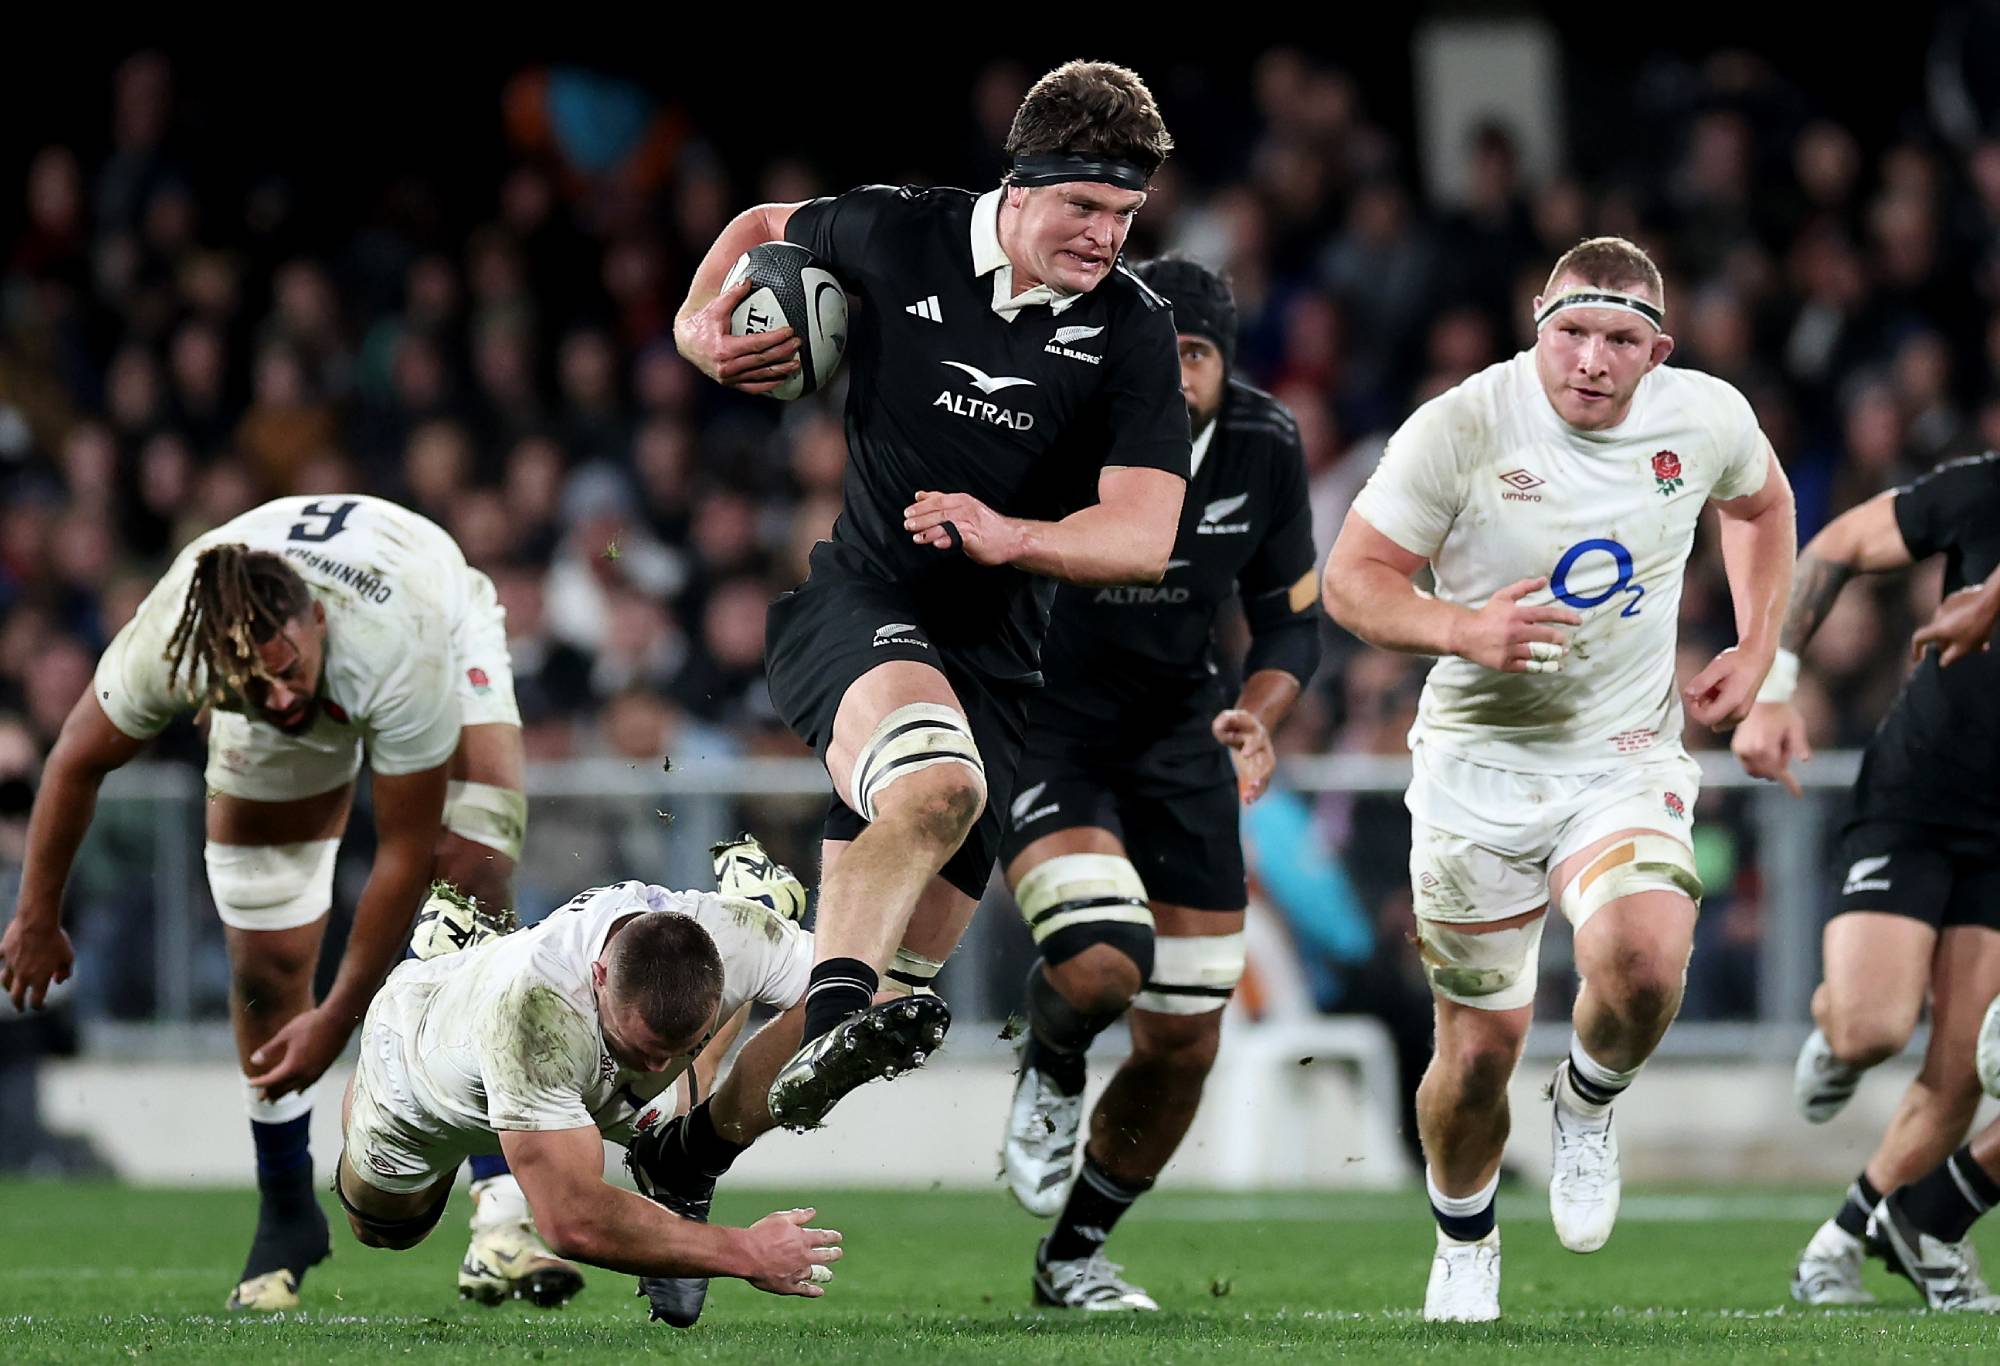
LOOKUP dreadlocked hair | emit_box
[163,545,315,707]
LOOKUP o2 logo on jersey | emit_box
[1550,537,1645,617]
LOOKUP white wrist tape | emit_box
[1755,648,1800,704]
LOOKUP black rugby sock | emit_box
[1833,1170,1883,1240]
[802,958,878,1043]
[1023,964,1117,1097]
[1899,1147,2000,1244]
[1046,1154,1151,1263]
[241,1120,328,1281]
[677,1102,748,1180]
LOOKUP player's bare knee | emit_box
[916,770,985,847]
[1825,1009,1914,1068]
[1609,957,1685,1032]
[1049,945,1143,1016]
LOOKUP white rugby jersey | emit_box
[1352,351,1768,772]
[94,495,469,775]
[378,881,811,1144]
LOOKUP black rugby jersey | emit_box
[1032,378,1319,744]
[1854,451,2000,834]
[785,185,1189,683]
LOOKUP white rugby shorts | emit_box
[1407,741,1702,926]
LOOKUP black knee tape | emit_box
[1037,918,1157,982]
[332,1162,452,1244]
[1026,961,1122,1054]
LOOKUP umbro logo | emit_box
[907,295,943,323]
[1843,854,1891,896]
[1045,323,1104,365]
[873,623,927,649]
[1499,468,1545,503]
[1197,492,1251,535]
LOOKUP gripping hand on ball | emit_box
[676,279,802,394]
[905,491,1023,566]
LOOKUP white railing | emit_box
[60,751,1857,1052]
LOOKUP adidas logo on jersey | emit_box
[1197,493,1251,535]
[1044,323,1104,365]
[1843,855,1891,896]
[1498,468,1545,503]
[873,623,927,649]
[907,296,942,322]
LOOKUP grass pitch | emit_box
[5,1182,1999,1362]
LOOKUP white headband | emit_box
[1535,289,1664,332]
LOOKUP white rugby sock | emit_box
[470,1172,531,1228]
[1426,1166,1499,1242]
[1561,1035,1640,1118]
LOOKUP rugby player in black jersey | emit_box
[629,61,1188,1327]
[988,258,1319,1310]
[1732,452,2000,1308]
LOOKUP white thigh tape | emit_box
[1015,853,1153,947]
[1134,932,1246,1015]
[444,780,528,861]
[1417,915,1547,1012]
[1559,834,1703,929]
[205,839,340,932]
[848,703,984,823]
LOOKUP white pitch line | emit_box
[1153,1194,1830,1224]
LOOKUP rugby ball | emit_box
[723,241,848,401]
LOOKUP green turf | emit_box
[5,1183,2000,1362]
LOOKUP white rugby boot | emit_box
[1032,1237,1158,1311]
[1791,1217,1877,1306]
[711,832,808,922]
[410,882,515,959]
[1424,1227,1501,1322]
[1870,1194,2000,1312]
[1548,1061,1621,1253]
[1794,1028,1863,1123]
[1976,995,2000,1099]
[1002,1048,1084,1216]
[458,1177,585,1307]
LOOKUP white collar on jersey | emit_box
[1188,416,1217,478]
[970,188,1086,321]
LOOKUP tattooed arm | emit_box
[1733,489,1915,795]
[1780,491,1917,651]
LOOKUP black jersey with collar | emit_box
[1854,451,2000,834]
[785,185,1189,684]
[1031,378,1320,744]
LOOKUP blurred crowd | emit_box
[2,37,1998,1032]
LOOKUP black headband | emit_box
[1007,152,1149,191]
[1534,289,1665,330]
